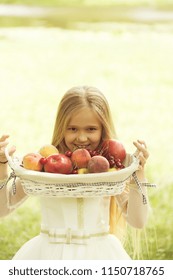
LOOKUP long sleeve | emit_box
[0,177,27,217]
[115,183,149,229]
[114,153,149,229]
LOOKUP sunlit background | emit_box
[0,0,173,260]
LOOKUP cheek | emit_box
[64,133,74,145]
[92,131,102,144]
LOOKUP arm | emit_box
[0,135,27,217]
[115,140,149,229]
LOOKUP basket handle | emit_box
[4,148,16,170]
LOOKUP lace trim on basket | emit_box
[20,179,127,197]
[132,172,156,204]
[0,171,27,210]
[0,178,7,190]
[0,171,16,194]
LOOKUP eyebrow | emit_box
[67,124,100,128]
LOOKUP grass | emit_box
[1,2,173,28]
[0,197,40,260]
[1,0,173,8]
[0,22,173,259]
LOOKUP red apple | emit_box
[44,154,73,174]
[101,139,126,163]
[71,148,91,168]
[39,157,48,165]
[88,155,110,173]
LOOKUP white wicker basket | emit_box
[5,149,139,197]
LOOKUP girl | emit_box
[0,86,149,259]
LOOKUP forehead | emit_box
[68,107,101,126]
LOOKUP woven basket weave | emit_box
[5,149,139,197]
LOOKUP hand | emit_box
[0,135,16,162]
[133,140,149,170]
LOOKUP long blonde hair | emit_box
[51,86,126,241]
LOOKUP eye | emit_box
[67,127,77,132]
[88,127,97,131]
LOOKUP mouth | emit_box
[74,144,90,150]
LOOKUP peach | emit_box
[23,153,43,171]
[71,148,91,169]
[39,144,59,158]
[87,155,110,173]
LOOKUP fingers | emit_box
[133,140,149,158]
[138,152,147,167]
[0,134,9,143]
[0,134,16,160]
[133,139,149,168]
[9,146,16,156]
[0,135,10,153]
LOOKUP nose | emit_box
[76,132,88,142]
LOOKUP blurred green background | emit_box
[0,0,173,260]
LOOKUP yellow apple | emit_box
[78,168,89,174]
[39,144,59,158]
[108,167,118,172]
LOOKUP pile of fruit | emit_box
[22,139,126,175]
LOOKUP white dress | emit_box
[13,196,130,260]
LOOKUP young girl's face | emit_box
[64,107,102,152]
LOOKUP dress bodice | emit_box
[40,196,110,232]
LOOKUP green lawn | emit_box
[1,0,173,8]
[0,22,173,259]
